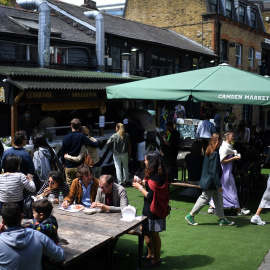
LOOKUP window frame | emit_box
[250,9,256,28]
[210,0,218,13]
[235,44,242,66]
[238,5,246,24]
[248,47,254,68]
[225,0,233,18]
[221,39,228,62]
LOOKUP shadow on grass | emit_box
[162,254,215,269]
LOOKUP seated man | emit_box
[0,202,64,270]
[91,174,129,212]
[61,164,99,208]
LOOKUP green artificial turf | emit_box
[114,170,270,270]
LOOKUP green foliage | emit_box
[0,0,16,6]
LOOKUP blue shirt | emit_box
[80,180,92,208]
[1,147,35,175]
[196,120,216,139]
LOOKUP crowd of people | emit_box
[1,112,270,268]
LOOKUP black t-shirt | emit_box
[185,154,204,181]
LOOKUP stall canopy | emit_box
[106,64,270,106]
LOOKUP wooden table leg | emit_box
[137,231,144,270]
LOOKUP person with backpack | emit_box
[33,133,58,184]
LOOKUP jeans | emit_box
[113,152,129,184]
[92,166,102,179]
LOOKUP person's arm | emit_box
[82,135,99,148]
[35,230,65,262]
[21,173,36,193]
[221,154,241,164]
[26,153,35,175]
[108,188,129,213]
[62,181,77,207]
[33,151,41,175]
[64,145,87,163]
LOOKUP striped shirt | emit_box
[37,181,70,199]
[0,173,36,202]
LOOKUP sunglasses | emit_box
[99,185,108,190]
[48,181,55,185]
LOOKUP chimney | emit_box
[16,0,51,68]
[121,53,131,77]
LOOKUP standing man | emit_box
[196,113,216,140]
[91,174,129,212]
[0,202,65,270]
[1,130,35,175]
[61,118,99,186]
[160,121,180,182]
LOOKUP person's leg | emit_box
[144,231,154,259]
[65,168,77,187]
[113,154,123,184]
[251,207,266,225]
[122,152,130,183]
[150,232,161,263]
[190,190,212,215]
[212,190,225,218]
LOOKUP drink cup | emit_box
[134,175,139,183]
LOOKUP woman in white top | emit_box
[0,155,36,213]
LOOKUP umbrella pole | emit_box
[217,110,227,134]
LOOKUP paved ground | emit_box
[258,250,270,270]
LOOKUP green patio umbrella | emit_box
[106,64,270,106]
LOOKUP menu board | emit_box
[177,124,196,139]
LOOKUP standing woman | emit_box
[106,123,131,185]
[0,155,36,213]
[133,151,169,267]
[33,133,56,184]
[185,133,234,226]
[210,131,250,215]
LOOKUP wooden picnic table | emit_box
[46,207,147,270]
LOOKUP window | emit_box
[221,40,228,62]
[235,44,242,66]
[210,0,218,12]
[112,46,121,69]
[250,10,256,28]
[130,51,136,71]
[248,47,254,68]
[167,57,174,74]
[138,52,144,71]
[193,58,198,70]
[238,5,246,24]
[226,0,233,18]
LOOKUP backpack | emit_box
[49,153,65,177]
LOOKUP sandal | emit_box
[144,259,162,267]
[142,255,154,261]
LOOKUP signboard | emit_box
[255,51,261,60]
[0,82,13,105]
[177,124,196,139]
[19,90,105,104]
[99,116,105,127]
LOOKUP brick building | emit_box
[125,0,270,127]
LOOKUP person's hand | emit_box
[91,202,97,208]
[64,153,70,159]
[132,182,142,190]
[90,137,97,142]
[234,155,241,160]
[26,174,34,181]
[218,187,223,192]
[61,201,69,209]
[96,203,109,211]
[42,188,52,197]
[54,198,59,204]
[133,175,142,184]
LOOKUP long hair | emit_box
[116,123,125,139]
[33,133,54,157]
[205,133,221,157]
[144,151,167,180]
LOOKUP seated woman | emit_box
[36,171,69,204]
[61,164,99,208]
[0,155,36,212]
[64,126,102,179]
[184,141,204,184]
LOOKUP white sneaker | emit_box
[237,209,250,216]
[251,215,266,225]
[208,208,216,214]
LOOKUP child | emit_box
[27,198,58,243]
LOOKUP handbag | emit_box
[84,150,94,167]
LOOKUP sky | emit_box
[60,0,125,6]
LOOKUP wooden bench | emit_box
[169,181,201,194]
